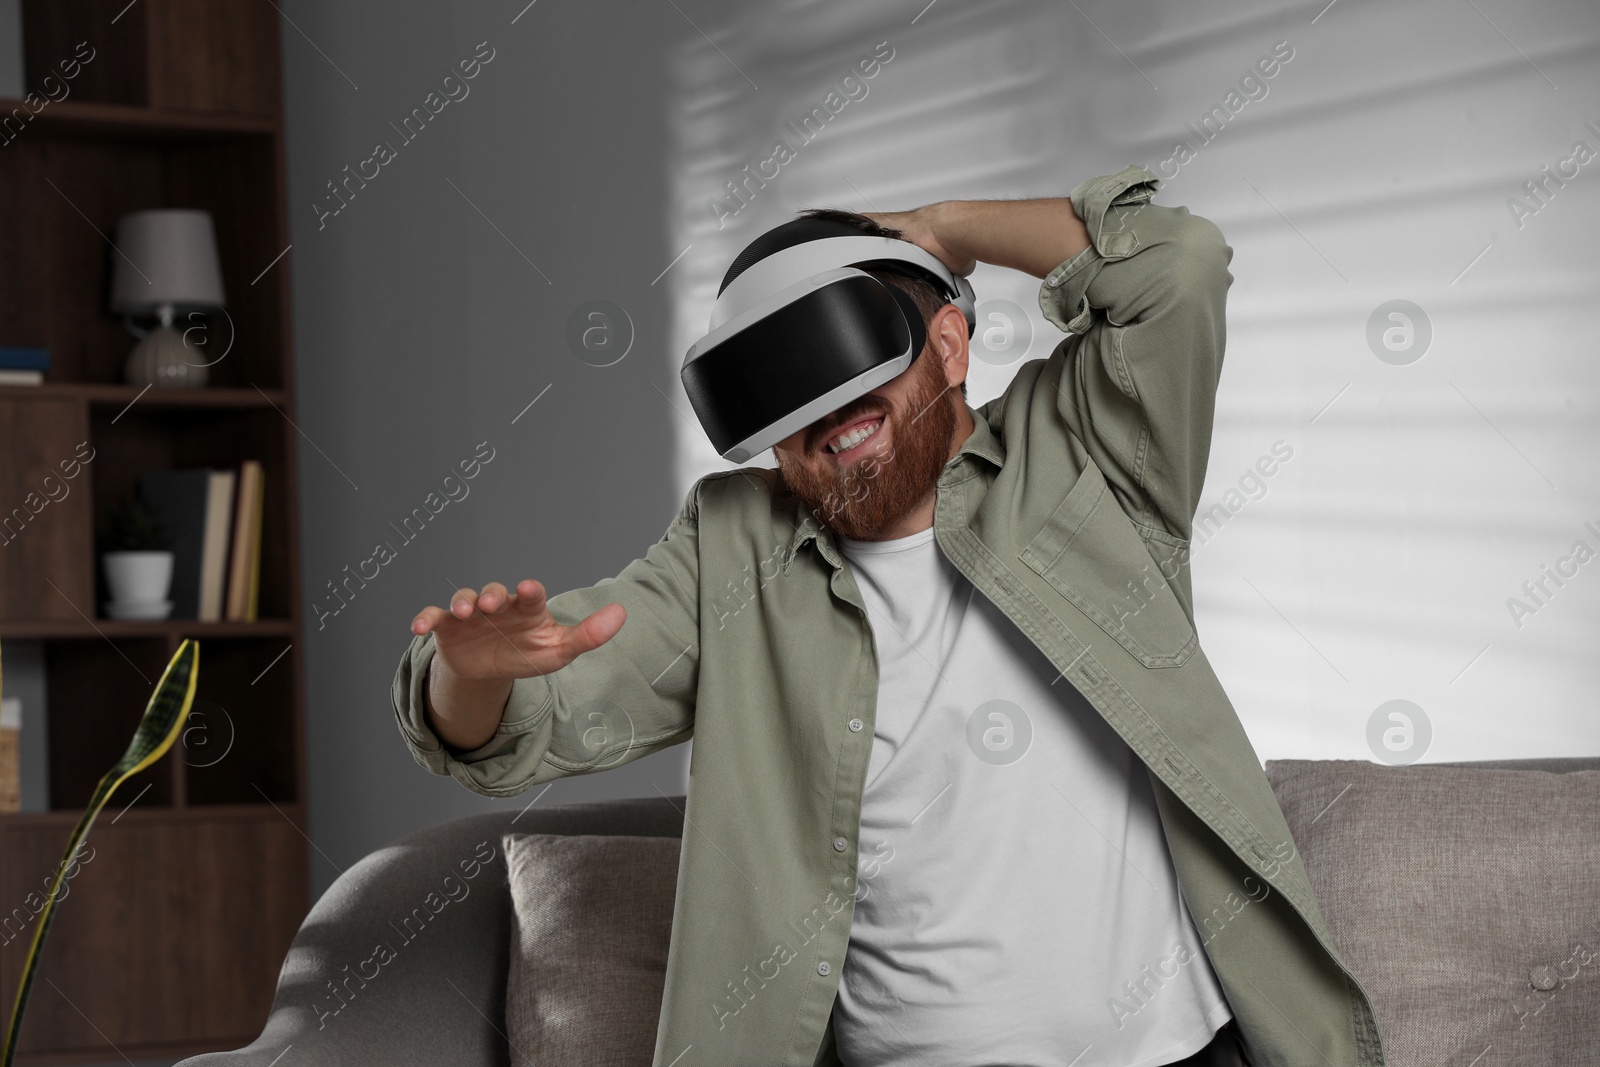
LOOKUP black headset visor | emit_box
[682,274,924,459]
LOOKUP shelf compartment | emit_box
[20,0,282,118]
[25,633,299,814]
[0,132,286,388]
[0,810,305,1057]
[43,637,176,810]
[87,403,296,622]
[184,638,297,806]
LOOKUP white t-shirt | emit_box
[831,526,1232,1067]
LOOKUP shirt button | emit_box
[817,961,831,976]
[833,837,848,852]
[848,718,863,732]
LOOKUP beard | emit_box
[774,347,959,541]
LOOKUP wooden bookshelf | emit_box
[0,1,308,1061]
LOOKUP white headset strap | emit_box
[710,235,970,331]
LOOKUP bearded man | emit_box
[393,164,1386,1067]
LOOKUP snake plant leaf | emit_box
[2,639,200,1067]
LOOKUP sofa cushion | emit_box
[1265,760,1600,1067]
[503,832,681,1064]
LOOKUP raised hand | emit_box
[411,579,625,682]
[863,204,977,277]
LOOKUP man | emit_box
[393,164,1386,1066]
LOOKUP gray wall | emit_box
[0,0,22,98]
[280,0,1600,905]
[280,0,694,897]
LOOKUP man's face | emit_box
[771,331,961,541]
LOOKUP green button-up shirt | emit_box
[392,164,1387,1067]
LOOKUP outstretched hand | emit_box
[411,579,625,682]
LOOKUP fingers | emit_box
[560,602,626,662]
[452,580,525,620]
[410,579,548,635]
[511,578,547,616]
[864,208,915,229]
[412,604,450,634]
[476,581,513,613]
[448,585,482,620]
[410,584,498,634]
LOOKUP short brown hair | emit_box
[794,207,966,401]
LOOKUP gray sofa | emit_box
[177,757,1600,1066]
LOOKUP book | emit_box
[198,469,236,622]
[245,464,264,621]
[225,460,265,622]
[0,697,20,814]
[0,346,48,371]
[137,468,214,619]
[0,369,43,385]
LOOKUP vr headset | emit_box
[681,218,976,463]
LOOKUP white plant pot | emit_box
[103,550,175,612]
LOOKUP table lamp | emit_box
[109,209,226,388]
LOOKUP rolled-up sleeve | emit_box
[1038,163,1233,543]
[390,481,703,797]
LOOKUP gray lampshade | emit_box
[108,209,226,314]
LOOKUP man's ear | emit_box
[931,303,970,392]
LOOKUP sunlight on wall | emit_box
[662,0,1600,763]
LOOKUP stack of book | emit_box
[137,460,266,621]
[0,346,48,385]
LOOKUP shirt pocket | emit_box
[1017,458,1198,668]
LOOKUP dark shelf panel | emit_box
[0,383,290,408]
[0,802,303,829]
[0,618,295,639]
[0,98,278,140]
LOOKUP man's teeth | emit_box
[827,418,882,454]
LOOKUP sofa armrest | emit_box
[176,824,514,1066]
[175,798,687,1067]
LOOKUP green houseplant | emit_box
[100,494,174,619]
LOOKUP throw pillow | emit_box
[1266,760,1600,1067]
[503,832,681,1065]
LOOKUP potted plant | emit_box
[100,494,174,619]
